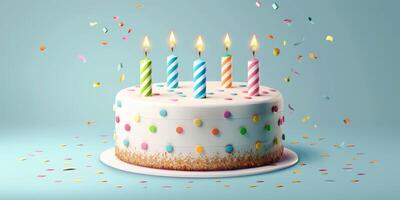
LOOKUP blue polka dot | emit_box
[179,94,187,97]
[168,89,175,92]
[225,144,234,153]
[116,100,122,108]
[175,91,183,94]
[207,92,214,95]
[165,144,174,153]
[123,138,129,148]
[156,84,164,87]
[230,93,238,96]
[159,109,168,117]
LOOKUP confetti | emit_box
[85,120,95,125]
[115,185,123,188]
[291,68,300,75]
[122,36,128,41]
[292,169,301,174]
[100,41,108,46]
[118,22,124,27]
[323,95,331,100]
[113,16,119,20]
[273,48,280,56]
[343,117,351,125]
[293,38,305,46]
[249,185,257,188]
[324,179,335,183]
[351,179,359,184]
[302,115,311,123]
[283,76,290,83]
[102,27,109,34]
[283,18,292,25]
[18,157,27,161]
[93,82,102,88]
[292,179,301,184]
[283,40,287,46]
[77,54,87,63]
[117,63,123,71]
[308,17,315,24]
[135,2,144,10]
[272,2,279,10]
[288,104,295,111]
[276,184,284,188]
[119,73,125,82]
[309,53,317,59]
[370,160,379,164]
[39,44,47,52]
[302,134,309,139]
[89,21,98,27]
[297,55,303,62]
[255,0,261,8]
[266,34,274,39]
[37,175,46,178]
[326,35,334,42]
[63,168,76,171]
[128,28,133,33]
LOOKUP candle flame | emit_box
[224,33,231,49]
[142,35,150,52]
[250,34,259,52]
[169,32,176,49]
[195,35,204,53]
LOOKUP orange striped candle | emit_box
[221,34,232,88]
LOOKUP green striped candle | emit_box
[140,57,152,97]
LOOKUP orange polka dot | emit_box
[176,126,184,134]
[211,128,220,136]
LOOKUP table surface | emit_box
[1,125,397,200]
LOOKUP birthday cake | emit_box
[113,81,285,171]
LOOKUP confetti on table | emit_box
[308,17,315,24]
[89,21,98,27]
[309,53,317,59]
[93,82,102,88]
[273,48,280,56]
[115,185,123,188]
[102,27,109,34]
[100,41,108,46]
[351,179,359,184]
[266,34,274,39]
[292,169,301,174]
[326,35,334,42]
[292,179,301,184]
[302,115,311,123]
[283,18,292,25]
[249,185,257,188]
[73,178,81,183]
[77,54,87,63]
[37,174,47,178]
[272,2,279,10]
[255,0,261,8]
[85,120,95,125]
[343,117,351,125]
[276,184,284,188]
[324,179,335,183]
[290,140,300,144]
[63,168,76,171]
[39,44,47,52]
[122,36,128,41]
[302,134,310,139]
[119,73,125,82]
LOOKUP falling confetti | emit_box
[302,115,311,123]
[63,168,76,171]
[93,82,102,88]
[39,44,47,52]
[370,160,379,164]
[89,21,98,27]
[255,0,261,8]
[288,104,295,111]
[272,2,279,10]
[117,63,123,71]
[283,18,292,25]
[283,76,290,83]
[118,22,124,27]
[309,53,317,59]
[323,95,331,100]
[100,41,108,46]
[292,169,301,174]
[283,40,287,46]
[135,2,144,10]
[297,55,303,62]
[273,48,280,56]
[113,16,119,20]
[128,28,133,33]
[122,36,128,41]
[293,38,305,46]
[343,117,351,125]
[326,35,334,42]
[119,73,125,82]
[276,184,284,188]
[308,17,315,24]
[266,34,274,39]
[351,179,360,184]
[292,179,301,184]
[291,68,300,75]
[77,55,87,63]
[102,27,109,34]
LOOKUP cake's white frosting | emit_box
[114,81,285,159]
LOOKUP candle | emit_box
[248,34,260,96]
[166,32,179,89]
[193,35,206,99]
[140,35,152,97]
[221,33,232,88]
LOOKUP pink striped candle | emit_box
[247,34,260,96]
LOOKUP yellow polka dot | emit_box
[255,141,263,150]
[193,118,203,127]
[273,137,279,145]
[252,114,260,124]
[195,145,204,154]
[133,114,141,123]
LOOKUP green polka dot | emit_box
[148,125,157,133]
[239,127,247,135]
[264,124,272,131]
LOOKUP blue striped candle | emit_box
[166,54,178,89]
[193,58,206,99]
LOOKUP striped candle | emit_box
[247,57,259,96]
[140,58,152,97]
[166,55,178,89]
[193,58,206,99]
[221,53,232,88]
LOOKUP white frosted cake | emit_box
[113,81,285,171]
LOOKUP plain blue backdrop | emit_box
[0,0,398,199]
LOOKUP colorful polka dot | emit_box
[224,111,232,119]
[244,96,252,99]
[271,105,278,113]
[176,126,184,134]
[211,128,220,136]
[255,141,263,150]
[239,127,247,135]
[230,93,238,96]
[148,125,157,133]
[195,145,204,154]
[224,97,232,100]
[124,124,131,132]
[159,109,168,117]
[165,144,174,153]
[225,144,234,153]
[252,114,260,123]
[282,134,286,140]
[133,114,141,123]
[141,142,148,150]
[115,116,120,123]
[193,118,203,127]
[123,138,129,147]
[264,124,272,131]
[273,137,279,145]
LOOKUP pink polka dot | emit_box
[141,142,148,150]
[115,116,120,123]
[262,90,269,94]
[153,93,160,96]
[244,96,252,99]
[124,124,131,131]
[242,90,248,93]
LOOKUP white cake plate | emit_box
[100,147,298,178]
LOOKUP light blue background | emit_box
[0,0,398,199]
